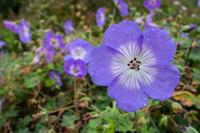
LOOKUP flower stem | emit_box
[149,114,160,133]
[73,78,79,116]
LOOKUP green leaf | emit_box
[61,114,78,127]
[185,126,199,133]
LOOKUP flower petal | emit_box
[142,64,180,100]
[104,20,142,54]
[143,27,176,66]
[18,19,31,43]
[88,45,117,86]
[64,57,87,78]
[69,38,93,63]
[108,77,148,112]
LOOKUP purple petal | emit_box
[88,45,118,86]
[108,77,148,112]
[96,8,106,28]
[118,0,129,17]
[49,71,63,86]
[68,38,93,63]
[64,20,74,35]
[145,11,158,27]
[44,46,55,63]
[43,30,66,52]
[142,64,180,100]
[144,0,161,11]
[18,19,31,43]
[104,20,142,53]
[0,41,6,47]
[142,27,176,66]
[64,57,87,78]
[3,20,18,33]
[198,0,200,7]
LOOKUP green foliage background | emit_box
[0,0,200,133]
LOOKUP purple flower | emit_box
[3,20,18,33]
[88,20,180,112]
[198,0,200,7]
[96,8,106,28]
[144,0,161,11]
[43,46,55,63]
[0,41,6,48]
[18,19,32,43]
[68,38,93,63]
[181,32,188,39]
[64,56,87,78]
[145,11,158,27]
[64,20,74,35]
[182,24,197,32]
[49,71,63,86]
[43,30,65,50]
[118,0,129,17]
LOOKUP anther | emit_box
[128,57,141,71]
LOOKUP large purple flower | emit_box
[88,20,180,112]
[144,0,161,11]
[64,20,74,35]
[64,56,87,78]
[68,38,93,63]
[96,8,106,28]
[18,19,32,43]
[3,20,18,33]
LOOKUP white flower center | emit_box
[70,65,80,76]
[150,0,156,5]
[111,42,157,89]
[51,38,59,48]
[71,47,86,60]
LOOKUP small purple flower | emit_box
[64,56,87,78]
[44,46,55,63]
[43,30,65,50]
[96,8,106,28]
[181,32,188,38]
[198,0,200,7]
[182,24,197,32]
[145,11,158,27]
[0,41,6,48]
[3,20,18,33]
[68,38,93,63]
[49,71,63,86]
[88,20,180,112]
[64,20,74,35]
[118,0,129,17]
[18,19,32,43]
[144,0,161,11]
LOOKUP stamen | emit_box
[127,57,141,71]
